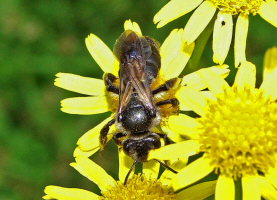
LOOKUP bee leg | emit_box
[151,78,179,95]
[100,118,116,149]
[155,98,179,108]
[155,134,177,173]
[112,132,126,146]
[104,73,119,94]
[157,133,171,145]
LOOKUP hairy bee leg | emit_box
[112,132,126,146]
[151,78,179,95]
[157,133,171,145]
[155,98,179,107]
[100,119,116,147]
[104,73,119,94]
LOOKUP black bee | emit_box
[100,30,180,184]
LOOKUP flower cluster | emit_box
[44,2,277,199]
[154,0,277,67]
[149,60,277,199]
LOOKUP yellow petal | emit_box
[182,64,230,91]
[178,100,194,111]
[197,67,230,96]
[70,157,115,192]
[54,73,105,96]
[257,175,277,200]
[176,87,207,116]
[73,146,99,158]
[118,148,134,183]
[260,66,277,100]
[215,175,235,200]
[263,46,277,80]
[201,91,216,101]
[172,156,214,191]
[213,12,233,65]
[124,20,142,34]
[160,28,195,79]
[201,65,230,78]
[43,186,99,200]
[266,167,277,189]
[143,160,160,180]
[61,96,110,115]
[183,1,216,44]
[160,159,188,186]
[176,181,216,200]
[148,140,200,161]
[154,0,203,28]
[160,126,185,142]
[77,117,114,151]
[242,175,260,200]
[85,34,119,74]
[160,29,183,77]
[168,114,200,139]
[233,61,256,90]
[234,14,248,67]
[163,42,195,80]
[258,0,277,28]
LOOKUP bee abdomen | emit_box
[145,37,161,84]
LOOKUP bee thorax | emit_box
[116,98,160,134]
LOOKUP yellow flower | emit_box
[55,19,230,162]
[43,156,216,200]
[149,57,277,199]
[154,0,277,67]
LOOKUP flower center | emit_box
[101,174,176,200]
[207,0,263,15]
[198,85,277,179]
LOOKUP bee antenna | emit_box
[124,156,140,185]
[154,159,178,174]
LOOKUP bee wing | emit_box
[118,60,155,114]
[113,30,152,61]
[126,60,155,110]
[118,77,133,114]
[115,31,156,114]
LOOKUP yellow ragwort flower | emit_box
[154,0,277,67]
[43,156,216,200]
[149,57,277,199]
[54,19,230,165]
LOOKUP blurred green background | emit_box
[0,0,276,199]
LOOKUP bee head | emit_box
[122,133,161,162]
[122,133,178,185]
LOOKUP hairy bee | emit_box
[100,30,180,184]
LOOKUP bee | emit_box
[100,30,180,184]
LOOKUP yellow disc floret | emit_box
[101,174,175,200]
[198,85,277,179]
[207,0,263,15]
